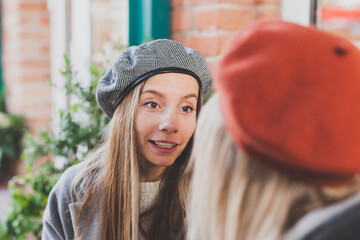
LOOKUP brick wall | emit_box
[1,0,280,132]
[2,0,51,133]
[171,0,281,75]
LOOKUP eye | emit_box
[145,101,160,109]
[181,106,193,113]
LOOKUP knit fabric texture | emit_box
[139,180,161,214]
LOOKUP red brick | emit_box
[255,0,280,4]
[41,16,50,25]
[219,8,253,30]
[17,75,49,83]
[172,9,193,32]
[27,118,51,126]
[16,161,26,175]
[196,8,252,30]
[25,109,51,119]
[196,9,219,30]
[24,101,52,111]
[27,118,51,129]
[22,99,51,110]
[11,67,50,77]
[18,3,48,11]
[205,58,219,79]
[4,51,50,63]
[22,95,51,107]
[26,90,51,98]
[172,33,186,45]
[171,0,183,8]
[26,118,51,134]
[19,39,50,46]
[219,32,236,52]
[20,31,50,39]
[19,60,50,68]
[186,35,220,56]
[41,45,50,53]
[3,32,9,41]
[255,6,280,20]
[189,0,217,5]
[190,0,253,5]
[219,0,253,4]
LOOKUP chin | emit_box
[151,159,177,167]
[143,148,184,167]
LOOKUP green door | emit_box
[129,0,169,46]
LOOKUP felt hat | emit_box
[216,20,360,185]
[96,39,213,118]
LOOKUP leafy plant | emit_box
[0,89,27,179]
[0,55,109,240]
[0,87,6,112]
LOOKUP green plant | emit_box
[0,90,27,178]
[0,87,6,112]
[203,90,214,104]
[0,55,109,240]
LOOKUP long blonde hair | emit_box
[70,82,143,239]
[71,81,202,240]
[186,94,360,240]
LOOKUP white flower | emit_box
[54,156,69,169]
[76,144,89,161]
[0,112,11,128]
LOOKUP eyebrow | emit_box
[142,89,198,100]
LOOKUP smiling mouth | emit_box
[150,141,178,149]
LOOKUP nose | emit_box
[158,109,178,133]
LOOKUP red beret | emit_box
[216,20,360,186]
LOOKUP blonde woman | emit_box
[186,21,360,240]
[42,39,212,240]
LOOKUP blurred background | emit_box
[0,0,359,238]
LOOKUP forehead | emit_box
[142,73,199,96]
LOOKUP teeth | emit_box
[154,142,175,148]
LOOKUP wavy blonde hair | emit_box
[185,94,360,240]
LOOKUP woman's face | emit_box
[135,73,199,174]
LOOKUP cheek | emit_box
[182,116,197,140]
[135,110,157,141]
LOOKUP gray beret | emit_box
[96,39,213,118]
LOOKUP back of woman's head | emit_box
[188,20,360,240]
[188,94,360,240]
[188,95,329,240]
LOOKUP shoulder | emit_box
[45,160,87,210]
[56,162,86,191]
[50,161,87,201]
[42,161,87,240]
[283,192,360,240]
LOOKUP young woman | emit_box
[42,39,212,240]
[185,21,360,240]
